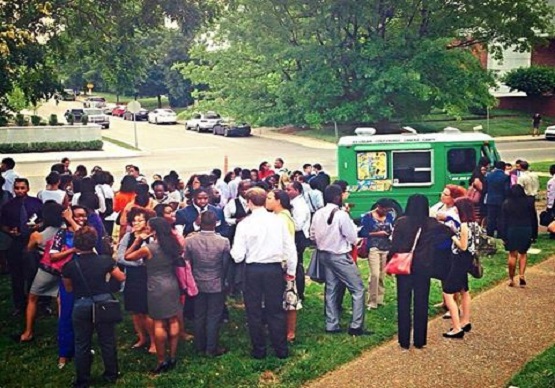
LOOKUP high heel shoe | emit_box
[150,361,169,375]
[443,330,464,339]
[462,323,472,333]
[166,358,177,370]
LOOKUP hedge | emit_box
[0,140,103,153]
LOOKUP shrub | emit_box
[503,66,555,96]
[15,113,28,126]
[0,116,8,127]
[49,114,58,126]
[0,140,103,154]
[30,115,42,126]
[67,113,75,125]
[81,114,89,125]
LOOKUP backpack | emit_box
[99,186,114,217]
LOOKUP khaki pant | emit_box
[367,248,387,307]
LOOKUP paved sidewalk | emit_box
[308,257,555,388]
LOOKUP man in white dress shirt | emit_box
[310,184,367,336]
[231,188,297,359]
[1,157,19,196]
[286,181,311,302]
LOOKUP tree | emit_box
[503,66,555,96]
[180,0,554,127]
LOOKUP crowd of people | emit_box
[0,154,552,387]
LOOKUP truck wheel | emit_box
[371,198,403,221]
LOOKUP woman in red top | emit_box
[258,161,275,180]
[113,176,137,214]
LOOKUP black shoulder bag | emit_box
[74,256,122,324]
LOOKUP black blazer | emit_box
[388,216,446,277]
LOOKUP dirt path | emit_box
[307,257,555,388]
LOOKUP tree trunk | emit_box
[116,94,120,104]
[157,95,162,108]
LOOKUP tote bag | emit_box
[385,228,421,275]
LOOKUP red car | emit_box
[111,105,127,117]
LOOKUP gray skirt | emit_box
[30,268,59,297]
[147,274,180,320]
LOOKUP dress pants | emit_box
[6,236,29,310]
[319,251,365,331]
[58,279,75,358]
[486,204,503,238]
[72,294,118,388]
[194,292,225,354]
[527,196,538,240]
[244,263,287,358]
[396,273,431,349]
[367,248,387,307]
[294,231,308,301]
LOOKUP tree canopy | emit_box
[503,65,555,96]
[180,0,554,127]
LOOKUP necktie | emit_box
[19,199,29,236]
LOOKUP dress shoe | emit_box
[150,361,169,375]
[325,328,342,334]
[206,347,228,357]
[462,323,472,333]
[166,358,177,370]
[443,330,464,339]
[519,277,527,287]
[347,328,373,337]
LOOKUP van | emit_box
[337,127,500,219]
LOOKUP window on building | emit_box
[447,148,476,174]
[392,150,432,185]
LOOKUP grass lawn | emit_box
[1,233,554,387]
[284,109,554,142]
[508,344,555,388]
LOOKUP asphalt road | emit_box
[14,99,555,193]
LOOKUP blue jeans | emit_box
[319,251,365,331]
[72,294,118,387]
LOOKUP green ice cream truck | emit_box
[337,127,500,220]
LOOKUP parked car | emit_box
[111,105,127,117]
[64,108,85,122]
[545,125,555,140]
[148,109,177,125]
[212,120,251,137]
[83,96,107,108]
[185,111,222,132]
[123,108,149,121]
[83,108,110,129]
[62,89,76,101]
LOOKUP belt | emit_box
[246,262,281,266]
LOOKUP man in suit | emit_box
[175,187,228,238]
[184,211,230,357]
[485,161,510,238]
[309,163,331,194]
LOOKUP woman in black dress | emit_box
[443,198,477,339]
[502,185,535,287]
[117,207,156,353]
[388,194,444,350]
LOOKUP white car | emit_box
[83,108,110,129]
[545,125,555,140]
[185,111,222,132]
[148,109,177,125]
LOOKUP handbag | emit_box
[307,249,326,283]
[468,256,484,279]
[356,238,368,259]
[39,233,73,275]
[539,210,554,227]
[74,257,122,324]
[385,228,421,275]
[174,257,198,297]
[467,185,481,204]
